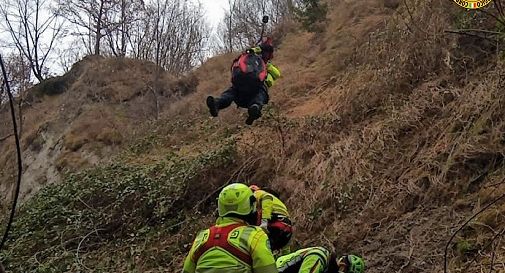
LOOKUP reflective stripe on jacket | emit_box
[276,247,331,273]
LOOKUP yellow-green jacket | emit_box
[254,190,289,221]
[276,247,331,273]
[265,63,281,88]
[182,217,278,273]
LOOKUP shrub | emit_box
[294,0,328,32]
[29,75,70,99]
[1,139,237,272]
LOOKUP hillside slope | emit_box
[0,56,196,209]
[2,0,505,272]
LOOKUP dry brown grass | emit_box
[63,109,124,151]
[220,1,505,272]
[55,151,90,172]
[3,0,505,271]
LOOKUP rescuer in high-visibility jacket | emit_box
[276,247,365,273]
[182,183,278,273]
[249,185,292,255]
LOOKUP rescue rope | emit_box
[257,0,268,45]
[0,55,23,254]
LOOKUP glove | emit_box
[265,73,274,87]
[260,219,269,231]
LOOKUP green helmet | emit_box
[218,183,255,217]
[345,255,365,273]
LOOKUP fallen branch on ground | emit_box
[0,134,13,142]
[444,29,499,42]
[444,189,505,273]
[446,29,502,35]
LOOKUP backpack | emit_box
[231,51,267,88]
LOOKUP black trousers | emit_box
[215,84,269,110]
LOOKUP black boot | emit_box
[246,104,261,125]
[206,96,219,117]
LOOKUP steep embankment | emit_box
[0,56,196,209]
[2,0,505,272]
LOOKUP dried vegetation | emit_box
[2,0,505,272]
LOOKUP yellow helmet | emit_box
[218,183,256,217]
[338,255,365,273]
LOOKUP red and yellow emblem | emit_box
[453,0,492,9]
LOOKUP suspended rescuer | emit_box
[206,37,281,125]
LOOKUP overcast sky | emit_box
[199,0,229,28]
[1,0,230,77]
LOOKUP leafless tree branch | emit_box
[0,0,65,81]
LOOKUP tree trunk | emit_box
[94,0,105,55]
[120,0,126,56]
[228,0,234,52]
[32,69,44,82]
